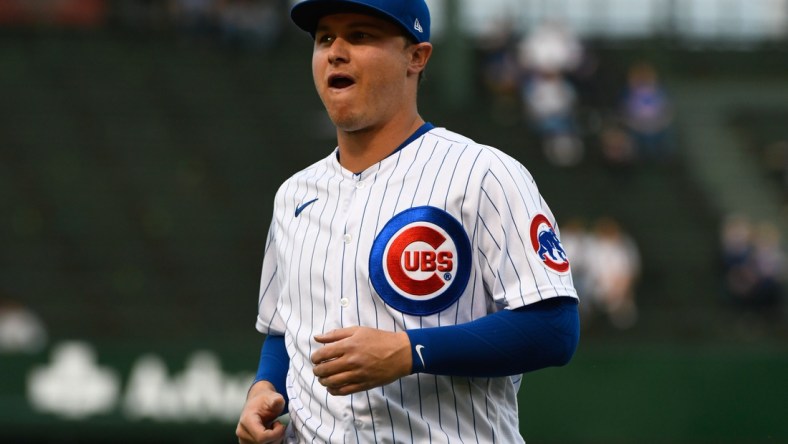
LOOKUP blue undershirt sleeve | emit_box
[253,334,289,409]
[405,297,579,377]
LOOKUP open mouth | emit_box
[329,74,355,89]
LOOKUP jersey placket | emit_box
[338,172,371,327]
[338,172,375,443]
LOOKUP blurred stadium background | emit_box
[1,0,787,443]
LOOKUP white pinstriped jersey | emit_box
[256,126,578,443]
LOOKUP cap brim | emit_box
[291,0,405,39]
[290,0,378,35]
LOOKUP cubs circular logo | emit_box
[530,214,570,273]
[369,206,471,316]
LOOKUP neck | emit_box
[336,113,425,173]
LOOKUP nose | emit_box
[327,38,349,65]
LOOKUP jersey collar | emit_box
[335,122,436,175]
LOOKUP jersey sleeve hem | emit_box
[505,286,579,310]
[256,315,285,336]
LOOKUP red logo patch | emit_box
[370,207,471,315]
[384,223,457,299]
[530,214,570,273]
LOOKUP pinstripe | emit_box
[493,161,551,290]
[255,128,576,443]
[369,152,416,441]
[488,149,541,209]
[449,376,462,442]
[465,378,480,444]
[433,374,452,443]
[300,168,332,435]
[392,138,424,217]
[291,165,332,436]
[289,167,319,438]
[444,144,469,211]
[298,175,322,431]
[485,379,495,444]
[318,173,344,441]
[480,174,530,304]
[257,267,277,314]
[409,139,438,207]
[486,151,570,294]
[384,398,396,443]
[353,165,382,443]
[427,142,452,203]
[477,212,502,252]
[459,149,483,228]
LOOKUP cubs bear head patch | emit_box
[369,206,471,316]
[530,214,570,273]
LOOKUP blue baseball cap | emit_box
[291,0,431,43]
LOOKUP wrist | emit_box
[404,329,427,374]
[248,379,277,399]
[395,331,414,376]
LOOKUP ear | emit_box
[407,42,433,77]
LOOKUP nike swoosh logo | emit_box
[415,344,426,368]
[295,198,318,217]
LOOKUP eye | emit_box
[350,31,370,42]
[316,33,335,44]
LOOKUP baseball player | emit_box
[236,0,580,443]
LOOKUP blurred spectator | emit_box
[218,0,283,51]
[169,0,219,39]
[0,297,48,354]
[0,0,106,27]
[521,71,583,166]
[112,0,171,30]
[721,214,785,315]
[518,20,585,166]
[560,218,594,299]
[620,61,675,163]
[517,20,582,75]
[598,119,637,169]
[51,0,107,27]
[585,217,641,329]
[477,19,522,126]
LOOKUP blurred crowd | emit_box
[561,217,641,330]
[2,2,784,335]
[478,19,786,330]
[0,0,287,51]
[720,214,786,318]
[478,19,676,168]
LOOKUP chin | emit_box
[329,113,365,132]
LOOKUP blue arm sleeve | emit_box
[405,297,579,377]
[253,335,289,409]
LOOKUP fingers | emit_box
[324,382,369,396]
[236,384,287,444]
[314,360,355,389]
[313,359,371,396]
[311,327,411,396]
[313,326,356,344]
[311,327,357,365]
[236,413,286,444]
[313,352,349,378]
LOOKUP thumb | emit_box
[266,392,286,414]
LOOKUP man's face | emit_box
[312,13,415,133]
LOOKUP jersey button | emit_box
[340,298,350,308]
[355,181,365,189]
[343,233,352,244]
